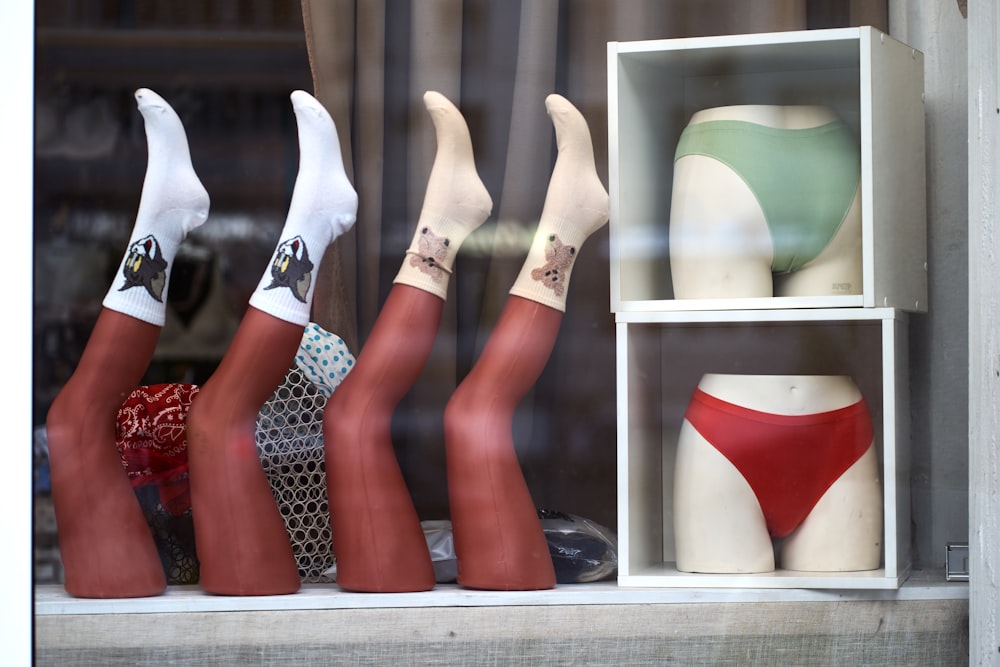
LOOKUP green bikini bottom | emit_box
[674,119,861,274]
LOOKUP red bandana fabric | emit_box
[115,383,199,516]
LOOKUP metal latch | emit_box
[945,542,969,581]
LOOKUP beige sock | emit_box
[393,91,492,300]
[509,94,609,312]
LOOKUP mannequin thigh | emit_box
[673,420,774,573]
[668,155,774,299]
[780,444,882,571]
[774,187,864,297]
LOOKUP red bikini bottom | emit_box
[684,387,874,538]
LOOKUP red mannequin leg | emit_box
[45,88,210,598]
[323,285,440,592]
[46,310,166,597]
[444,94,608,590]
[323,91,491,593]
[444,296,561,590]
[186,307,302,595]
[185,90,356,596]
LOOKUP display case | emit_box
[615,308,910,588]
[608,27,926,589]
[607,26,926,312]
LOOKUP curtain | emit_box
[300,0,887,528]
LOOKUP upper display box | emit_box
[607,27,926,313]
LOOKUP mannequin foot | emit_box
[393,92,493,299]
[286,90,358,240]
[420,91,493,226]
[132,88,210,236]
[541,94,609,234]
[508,95,608,311]
[104,89,209,326]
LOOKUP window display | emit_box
[41,82,609,598]
[29,1,978,662]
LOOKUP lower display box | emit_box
[615,308,910,589]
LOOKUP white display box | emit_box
[615,308,911,589]
[607,27,926,312]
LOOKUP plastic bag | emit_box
[538,509,618,583]
[408,511,618,585]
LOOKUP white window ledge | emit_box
[35,570,967,616]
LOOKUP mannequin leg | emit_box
[445,94,609,590]
[45,88,209,597]
[673,374,875,573]
[46,314,168,597]
[444,297,564,589]
[187,90,357,595]
[186,309,306,595]
[780,444,882,571]
[323,286,444,592]
[774,188,863,297]
[668,155,773,299]
[673,421,775,573]
[323,91,491,592]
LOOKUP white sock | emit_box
[248,90,358,325]
[509,94,609,312]
[102,88,209,326]
[393,91,492,300]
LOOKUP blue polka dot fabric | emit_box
[294,322,355,397]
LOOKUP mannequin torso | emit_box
[669,105,863,299]
[673,374,882,574]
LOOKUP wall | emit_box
[889,0,970,570]
[967,0,999,662]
